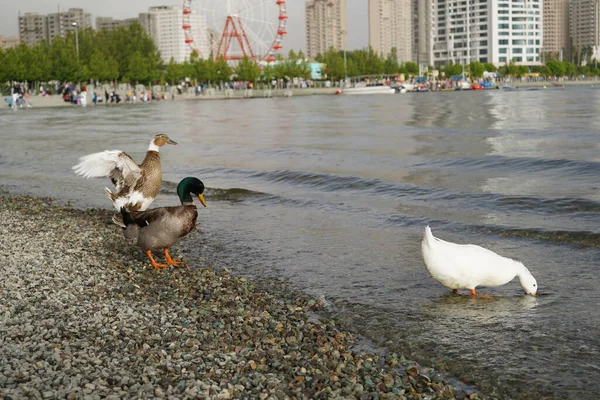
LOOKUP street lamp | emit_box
[72,22,79,58]
[341,30,347,84]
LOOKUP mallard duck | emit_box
[72,134,177,211]
[421,226,537,296]
[112,177,207,269]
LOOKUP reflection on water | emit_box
[2,87,600,399]
[424,293,539,320]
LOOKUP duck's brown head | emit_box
[153,134,178,147]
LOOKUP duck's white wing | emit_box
[73,150,142,192]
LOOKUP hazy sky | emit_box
[1,0,369,51]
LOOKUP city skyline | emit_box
[0,0,369,53]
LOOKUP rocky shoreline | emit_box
[0,194,475,399]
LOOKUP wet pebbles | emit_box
[0,195,466,399]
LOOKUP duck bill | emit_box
[167,138,178,145]
[198,194,207,207]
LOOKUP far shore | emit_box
[5,79,599,110]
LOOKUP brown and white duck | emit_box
[72,134,177,211]
[112,177,207,269]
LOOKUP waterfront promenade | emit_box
[7,78,599,109]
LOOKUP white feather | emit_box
[112,190,154,212]
[421,226,537,294]
[72,150,141,180]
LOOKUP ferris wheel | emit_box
[182,0,288,63]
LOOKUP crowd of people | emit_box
[4,85,33,109]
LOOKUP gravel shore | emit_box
[0,194,468,399]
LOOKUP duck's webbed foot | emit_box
[164,248,186,267]
[146,250,167,269]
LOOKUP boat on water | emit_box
[341,84,396,95]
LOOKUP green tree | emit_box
[468,61,485,79]
[214,56,231,82]
[234,55,262,82]
[383,48,400,74]
[483,63,497,73]
[49,36,80,82]
[124,51,152,84]
[404,61,419,75]
[165,57,183,84]
[546,59,565,77]
[443,61,463,77]
[564,61,576,77]
[316,47,345,80]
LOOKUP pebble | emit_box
[0,195,461,399]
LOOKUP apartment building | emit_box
[47,8,92,43]
[430,0,543,67]
[18,13,48,46]
[96,17,140,31]
[412,0,432,66]
[148,6,208,63]
[18,8,91,45]
[368,0,412,62]
[570,0,600,59]
[543,0,569,59]
[305,0,348,58]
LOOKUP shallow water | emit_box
[2,88,600,399]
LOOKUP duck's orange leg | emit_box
[470,289,476,296]
[164,248,186,267]
[146,250,167,269]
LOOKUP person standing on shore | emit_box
[23,92,32,108]
[80,87,87,107]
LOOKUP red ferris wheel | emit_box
[182,0,288,63]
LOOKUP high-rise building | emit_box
[368,0,412,62]
[305,0,348,59]
[47,8,92,43]
[413,0,432,67]
[138,13,155,37]
[96,17,140,31]
[18,13,48,46]
[18,8,91,45]
[570,0,600,60]
[543,0,569,60]
[147,6,208,63]
[430,0,543,67]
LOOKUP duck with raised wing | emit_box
[112,177,207,269]
[421,226,537,296]
[72,134,177,211]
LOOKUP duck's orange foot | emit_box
[469,289,493,298]
[146,250,167,269]
[164,248,186,267]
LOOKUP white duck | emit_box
[421,226,537,296]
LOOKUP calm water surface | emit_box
[1,88,599,399]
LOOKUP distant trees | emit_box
[0,22,160,86]
[314,47,424,80]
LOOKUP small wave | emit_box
[205,187,269,202]
[391,215,600,248]
[480,225,600,248]
[159,180,317,207]
[422,156,600,176]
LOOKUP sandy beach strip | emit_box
[0,194,472,399]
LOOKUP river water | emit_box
[1,88,599,399]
